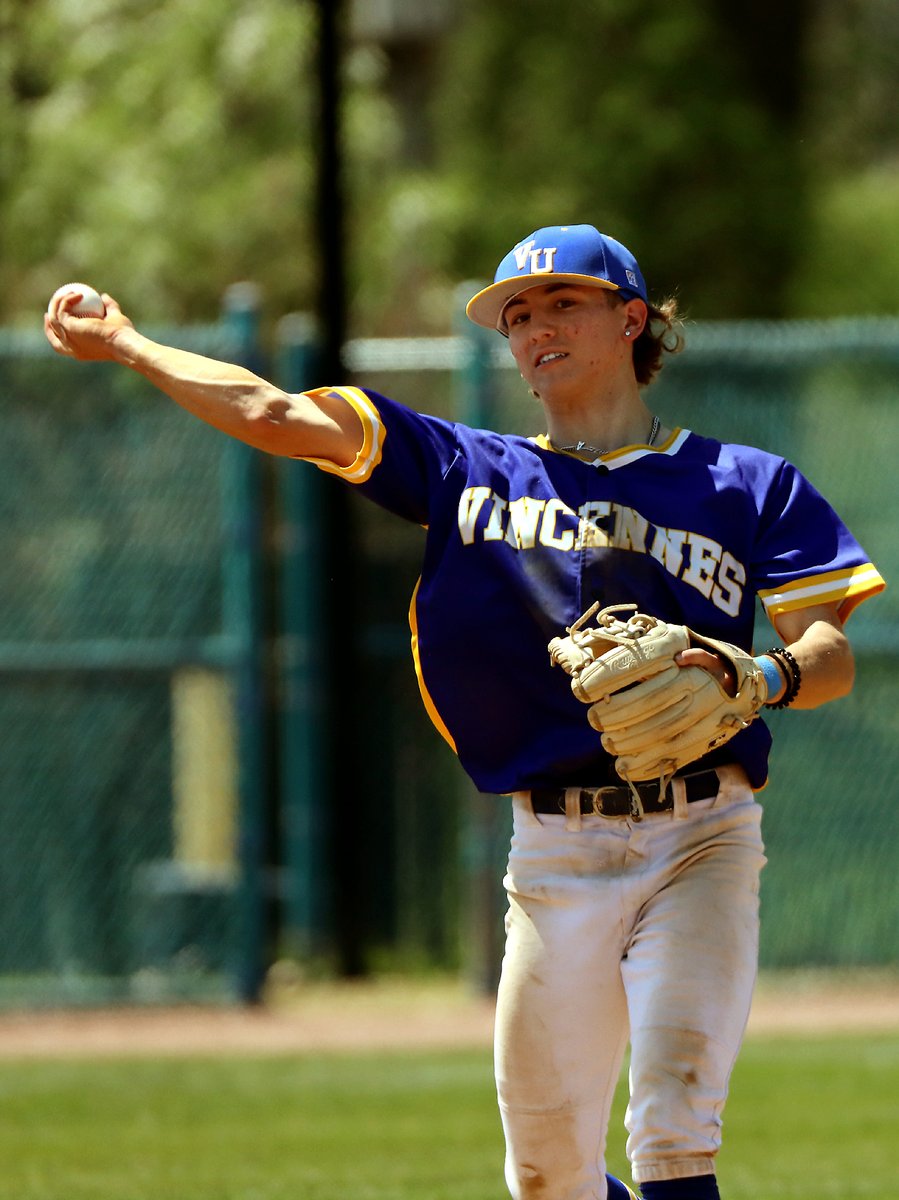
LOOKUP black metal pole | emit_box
[312,0,366,976]
[315,0,346,378]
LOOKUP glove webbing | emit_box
[568,603,679,818]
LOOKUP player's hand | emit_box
[675,647,737,696]
[44,292,134,362]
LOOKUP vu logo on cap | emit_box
[512,241,558,275]
[466,224,647,333]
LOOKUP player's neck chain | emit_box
[552,414,660,459]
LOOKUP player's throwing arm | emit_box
[44,285,363,465]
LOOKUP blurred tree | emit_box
[0,1,61,308]
[357,0,812,325]
[3,0,321,323]
[3,0,896,328]
[805,0,897,171]
[789,0,899,315]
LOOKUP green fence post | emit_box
[453,284,511,996]
[453,282,495,430]
[221,283,269,1004]
[274,315,332,963]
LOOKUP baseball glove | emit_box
[548,603,768,789]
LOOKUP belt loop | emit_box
[671,775,689,819]
[514,791,536,823]
[564,787,583,831]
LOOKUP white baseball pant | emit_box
[495,765,766,1199]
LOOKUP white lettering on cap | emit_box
[513,240,535,269]
[512,240,557,274]
[530,248,557,274]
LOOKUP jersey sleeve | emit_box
[292,386,463,525]
[752,457,885,623]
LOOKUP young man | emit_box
[46,224,884,1199]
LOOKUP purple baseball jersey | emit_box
[299,386,885,793]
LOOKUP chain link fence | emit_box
[0,318,267,1006]
[0,310,895,1009]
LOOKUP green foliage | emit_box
[3,0,319,323]
[0,1035,895,1198]
[804,0,899,175]
[416,0,810,322]
[2,2,896,330]
[790,1,899,314]
[787,165,899,316]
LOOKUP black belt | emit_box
[529,769,720,820]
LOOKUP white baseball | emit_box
[49,282,106,318]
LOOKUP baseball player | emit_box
[45,225,884,1200]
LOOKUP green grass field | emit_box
[0,1034,895,1199]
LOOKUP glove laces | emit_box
[567,602,659,646]
[567,603,678,820]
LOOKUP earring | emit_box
[625,330,632,337]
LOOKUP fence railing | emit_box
[0,299,895,1008]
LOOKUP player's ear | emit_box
[622,298,648,340]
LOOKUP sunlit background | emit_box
[0,0,896,1009]
[4,0,898,331]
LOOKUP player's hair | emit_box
[609,292,685,386]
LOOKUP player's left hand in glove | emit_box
[548,603,768,789]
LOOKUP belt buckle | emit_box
[587,785,625,817]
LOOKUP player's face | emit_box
[504,284,634,401]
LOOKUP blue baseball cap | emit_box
[466,224,647,333]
